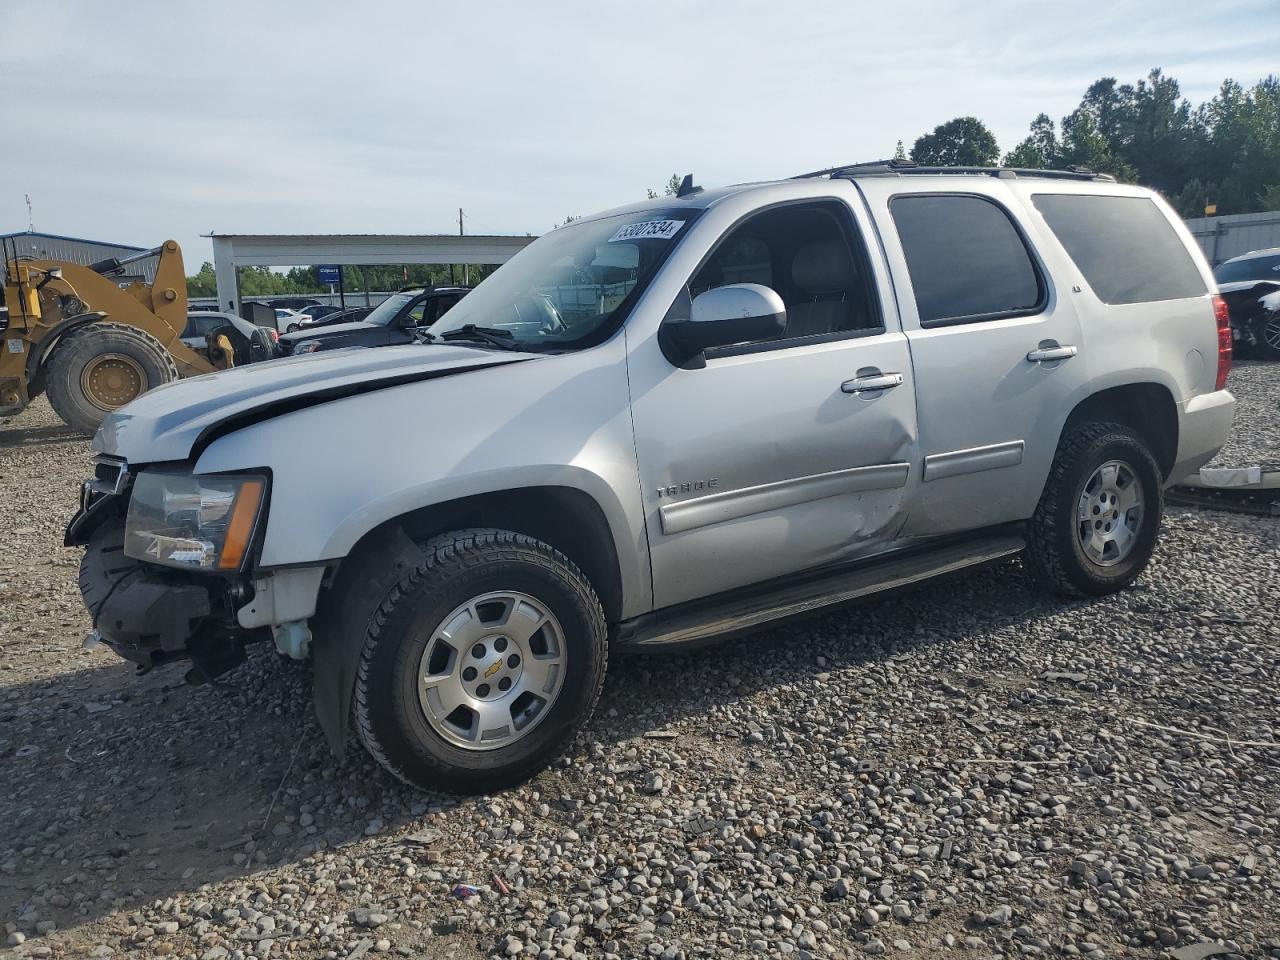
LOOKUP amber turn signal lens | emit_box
[217,479,265,570]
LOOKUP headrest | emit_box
[791,242,854,293]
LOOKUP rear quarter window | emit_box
[1032,194,1207,305]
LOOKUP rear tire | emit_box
[45,323,179,434]
[1025,422,1163,597]
[353,528,607,793]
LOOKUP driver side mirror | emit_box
[660,283,787,367]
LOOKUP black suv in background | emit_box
[1214,247,1280,358]
[276,287,470,355]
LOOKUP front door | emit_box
[627,195,920,609]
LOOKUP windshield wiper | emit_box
[422,324,520,351]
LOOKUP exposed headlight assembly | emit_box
[124,470,267,570]
[293,340,323,354]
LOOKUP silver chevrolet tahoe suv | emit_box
[67,162,1236,792]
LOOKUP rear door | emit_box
[855,178,1092,536]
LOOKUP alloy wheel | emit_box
[1076,459,1144,567]
[416,591,566,750]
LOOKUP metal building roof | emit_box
[1,230,155,282]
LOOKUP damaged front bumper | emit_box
[77,518,264,681]
[68,466,325,681]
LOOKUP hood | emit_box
[279,319,376,345]
[93,344,535,464]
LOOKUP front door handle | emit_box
[841,372,904,394]
[1026,344,1078,363]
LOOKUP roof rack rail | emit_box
[792,157,1116,183]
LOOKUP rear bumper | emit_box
[1170,389,1236,485]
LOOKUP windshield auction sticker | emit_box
[609,219,685,242]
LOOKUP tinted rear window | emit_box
[1032,194,1206,304]
[891,194,1043,325]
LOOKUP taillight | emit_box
[1211,294,1232,391]
[268,329,279,342]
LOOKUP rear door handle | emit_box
[841,372,904,394]
[1026,344,1078,363]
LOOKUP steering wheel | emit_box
[515,293,566,335]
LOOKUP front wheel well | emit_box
[337,487,624,624]
[1061,383,1178,479]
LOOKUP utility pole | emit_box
[25,194,33,232]
[459,208,468,285]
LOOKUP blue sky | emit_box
[4,0,1278,268]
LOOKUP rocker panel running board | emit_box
[617,530,1026,649]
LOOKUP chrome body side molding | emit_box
[658,462,911,535]
[922,440,1025,483]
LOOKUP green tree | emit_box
[186,261,218,297]
[1172,178,1217,219]
[1059,109,1134,180]
[910,117,1000,167]
[646,173,683,199]
[893,140,907,161]
[1196,76,1280,214]
[1003,113,1059,168]
[187,262,499,298]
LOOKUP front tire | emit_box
[353,528,607,793]
[1025,422,1163,597]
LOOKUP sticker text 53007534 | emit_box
[608,219,685,243]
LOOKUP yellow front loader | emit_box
[1,240,224,433]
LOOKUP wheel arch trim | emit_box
[317,467,644,620]
[1059,379,1180,479]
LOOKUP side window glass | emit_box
[691,236,771,297]
[891,194,1043,325]
[1032,194,1206,304]
[407,298,431,326]
[688,202,881,350]
[436,295,460,321]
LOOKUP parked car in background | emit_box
[179,312,278,366]
[275,308,314,333]
[303,306,374,329]
[301,304,346,324]
[277,287,469,355]
[267,297,323,312]
[1214,247,1280,358]
[68,164,1234,792]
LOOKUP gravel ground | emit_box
[1,364,1278,960]
[1209,361,1280,470]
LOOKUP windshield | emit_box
[430,209,698,350]
[365,292,419,326]
[1215,254,1280,284]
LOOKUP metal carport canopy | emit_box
[207,233,536,313]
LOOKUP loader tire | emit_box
[45,323,180,434]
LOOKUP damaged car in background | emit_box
[66,162,1234,793]
[1214,246,1280,358]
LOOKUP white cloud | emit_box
[4,0,1277,266]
